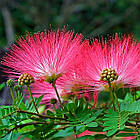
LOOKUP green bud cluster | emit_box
[100,68,118,82]
[6,79,15,87]
[18,73,34,86]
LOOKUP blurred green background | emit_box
[0,0,140,48]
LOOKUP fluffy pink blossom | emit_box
[82,34,140,91]
[2,29,83,81]
[58,40,98,104]
[2,29,83,104]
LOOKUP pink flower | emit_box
[2,29,83,81]
[83,34,140,91]
[57,40,93,101]
[2,29,83,105]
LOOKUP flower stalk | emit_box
[27,85,39,114]
[108,81,116,111]
[9,87,15,102]
[108,81,120,111]
[52,82,64,111]
[112,91,120,111]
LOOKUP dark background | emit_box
[0,0,140,48]
[0,0,140,104]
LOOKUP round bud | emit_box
[103,78,107,81]
[107,75,110,79]
[103,74,107,77]
[6,79,15,87]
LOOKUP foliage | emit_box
[0,83,139,139]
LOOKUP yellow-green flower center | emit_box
[18,73,34,86]
[45,73,62,84]
[100,68,118,82]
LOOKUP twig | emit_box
[16,110,67,120]
[2,121,71,138]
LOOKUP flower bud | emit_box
[6,79,15,87]
[18,73,34,86]
[100,68,118,82]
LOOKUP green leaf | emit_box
[121,128,135,132]
[86,122,98,127]
[84,110,102,124]
[136,91,140,100]
[116,132,137,137]
[38,105,46,114]
[103,109,130,136]
[94,134,106,139]
[107,129,118,137]
[121,99,140,113]
[0,132,21,140]
[0,83,5,91]
[87,127,103,132]
[76,125,86,134]
[36,95,44,106]
[18,125,35,133]
[18,101,27,110]
[77,135,95,140]
[124,93,133,103]
[53,127,74,138]
[47,110,54,116]
[67,103,76,112]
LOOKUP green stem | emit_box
[15,91,18,99]
[27,85,39,114]
[10,87,15,102]
[113,91,120,111]
[53,104,56,111]
[108,82,116,111]
[52,82,64,111]
[82,94,86,102]
[17,110,67,120]
[133,88,136,101]
[2,122,71,138]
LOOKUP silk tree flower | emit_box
[1,29,83,106]
[2,29,83,82]
[59,40,98,104]
[83,34,140,91]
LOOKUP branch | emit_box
[2,121,71,138]
[16,110,67,121]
